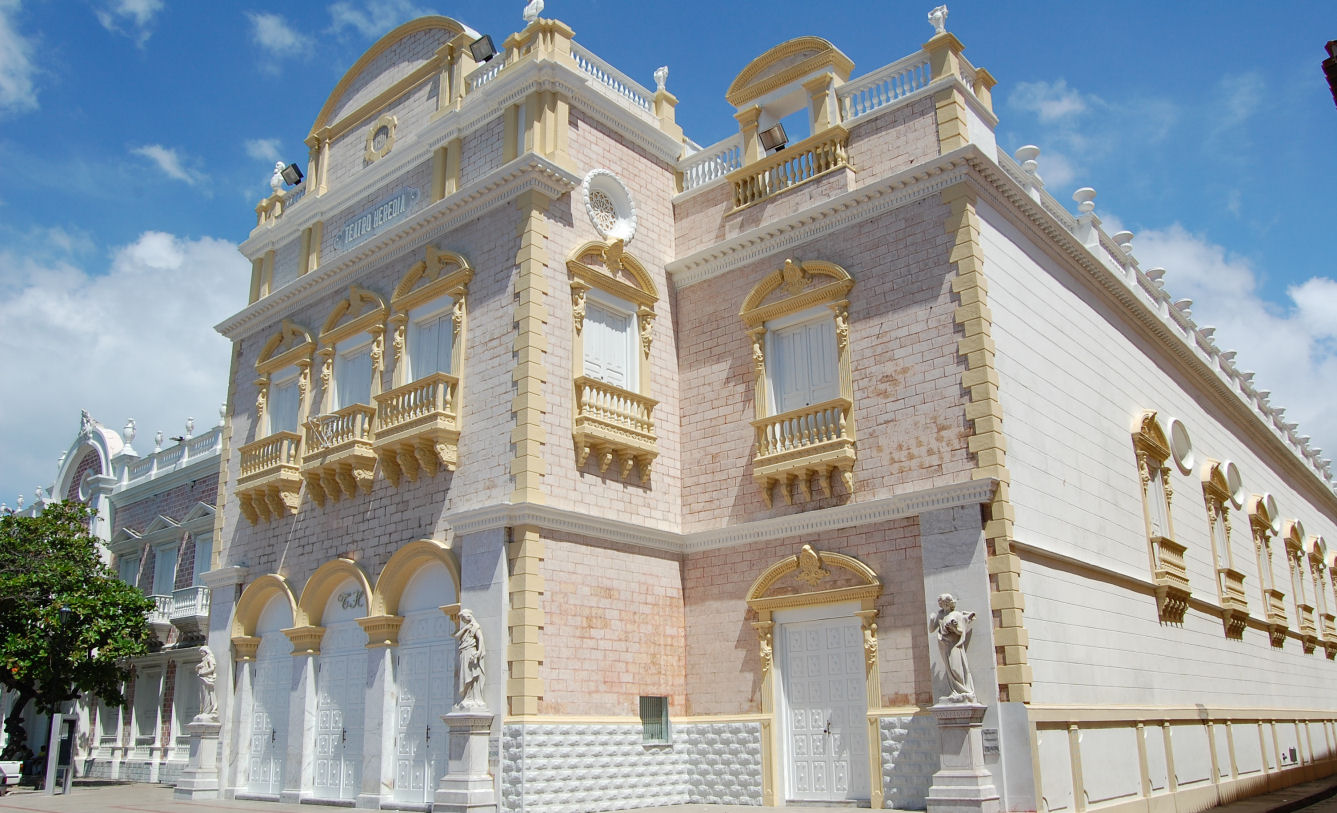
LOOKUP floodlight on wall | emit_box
[280,163,304,186]
[470,34,497,63]
[758,123,788,153]
[1324,41,1337,109]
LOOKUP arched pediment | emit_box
[233,573,300,637]
[1310,535,1327,563]
[567,239,658,307]
[745,544,881,616]
[311,17,474,137]
[726,36,854,108]
[1200,459,1230,500]
[297,558,373,627]
[373,539,460,617]
[257,319,314,375]
[392,247,474,313]
[320,285,388,346]
[1282,519,1306,552]
[740,259,853,327]
[1131,410,1170,460]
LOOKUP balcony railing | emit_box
[752,397,856,507]
[147,594,173,641]
[572,376,657,482]
[1299,604,1318,653]
[301,404,377,505]
[169,585,211,639]
[728,126,850,210]
[837,52,932,120]
[237,431,303,524]
[374,372,461,485]
[1218,568,1248,610]
[680,134,743,192]
[1151,537,1190,623]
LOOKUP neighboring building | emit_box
[0,411,223,785]
[9,7,1335,813]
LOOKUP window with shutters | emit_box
[741,258,855,508]
[377,246,473,485]
[304,285,387,505]
[568,239,659,482]
[238,319,313,524]
[1131,411,1189,623]
[152,545,177,597]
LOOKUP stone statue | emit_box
[928,4,948,35]
[653,65,668,93]
[522,0,543,23]
[270,161,285,194]
[196,647,218,720]
[454,609,486,709]
[928,593,975,702]
[80,410,94,434]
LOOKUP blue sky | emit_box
[1,0,1334,506]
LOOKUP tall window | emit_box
[332,339,374,410]
[192,532,213,585]
[118,553,141,587]
[582,294,637,390]
[317,284,387,418]
[152,546,176,597]
[253,319,314,440]
[1131,411,1188,623]
[769,313,838,414]
[268,368,301,435]
[406,301,455,380]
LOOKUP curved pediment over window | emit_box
[1131,409,1171,461]
[320,285,388,346]
[257,320,314,375]
[311,17,475,137]
[745,544,881,613]
[567,239,658,306]
[392,246,474,312]
[740,258,853,327]
[726,36,854,108]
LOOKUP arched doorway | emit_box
[392,559,457,804]
[249,593,293,796]
[312,576,368,802]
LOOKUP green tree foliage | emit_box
[0,502,155,758]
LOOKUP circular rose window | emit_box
[581,169,636,243]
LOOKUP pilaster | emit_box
[924,33,969,153]
[506,525,545,717]
[510,191,551,504]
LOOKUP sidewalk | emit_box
[2,777,1336,813]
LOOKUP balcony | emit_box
[1151,536,1190,623]
[1324,613,1337,659]
[752,398,856,507]
[1265,589,1288,647]
[169,585,211,639]
[1299,604,1318,653]
[1217,567,1248,638]
[147,594,173,642]
[301,404,377,505]
[728,126,850,210]
[373,373,460,485]
[237,431,303,523]
[572,376,658,482]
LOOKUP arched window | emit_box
[239,320,314,523]
[1247,492,1287,646]
[1131,411,1188,623]
[1201,459,1246,637]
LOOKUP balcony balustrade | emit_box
[572,376,657,482]
[147,594,173,642]
[237,431,302,523]
[1217,567,1248,638]
[728,126,851,210]
[301,404,377,505]
[1265,589,1289,647]
[374,373,461,485]
[752,397,856,507]
[169,585,211,639]
[1151,537,1190,623]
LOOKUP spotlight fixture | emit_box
[469,34,497,63]
[1324,41,1337,110]
[758,123,788,153]
[280,163,304,186]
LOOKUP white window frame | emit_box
[330,336,375,412]
[764,307,839,416]
[581,288,639,391]
[406,297,456,382]
[267,365,302,437]
[152,545,177,597]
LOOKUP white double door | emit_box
[393,609,455,804]
[779,611,869,803]
[314,626,365,802]
[247,637,291,796]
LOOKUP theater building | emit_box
[190,7,1337,812]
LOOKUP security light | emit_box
[758,123,788,153]
[470,35,497,63]
[280,163,304,186]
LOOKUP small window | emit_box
[639,696,669,744]
[118,554,141,587]
[192,533,213,586]
[269,370,301,435]
[152,547,177,597]
[332,340,373,410]
[407,302,455,381]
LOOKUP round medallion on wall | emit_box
[364,114,397,164]
[581,169,637,243]
[1165,416,1194,475]
[1221,459,1245,509]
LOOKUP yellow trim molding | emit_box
[726,36,854,108]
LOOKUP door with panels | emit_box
[312,578,367,802]
[777,605,869,803]
[392,561,456,804]
[248,595,293,796]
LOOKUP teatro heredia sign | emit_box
[334,187,420,252]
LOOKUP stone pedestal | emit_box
[927,702,999,813]
[173,717,222,800]
[433,709,496,813]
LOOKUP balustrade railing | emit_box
[239,431,301,478]
[466,58,505,93]
[1300,604,1318,636]
[754,398,852,459]
[1218,568,1248,607]
[170,585,210,621]
[574,377,656,438]
[306,404,376,453]
[571,43,652,111]
[680,135,743,192]
[731,128,849,209]
[1265,589,1288,624]
[148,594,172,625]
[376,373,459,432]
[838,54,932,120]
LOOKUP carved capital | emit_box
[638,306,655,356]
[571,281,590,334]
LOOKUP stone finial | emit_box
[1073,187,1097,215]
[123,418,136,445]
[523,0,543,23]
[155,430,164,452]
[218,403,226,426]
[1173,298,1193,316]
[80,410,94,434]
[270,161,284,194]
[15,495,23,510]
[186,417,195,438]
[928,4,948,35]
[1144,267,1166,282]
[1112,230,1134,255]
[1199,326,1216,339]
[57,451,67,470]
[654,65,668,93]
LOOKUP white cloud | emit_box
[246,11,311,74]
[244,137,282,163]
[0,230,244,506]
[1009,80,1090,124]
[96,0,163,46]
[131,144,199,185]
[328,0,432,39]
[0,0,38,116]
[1134,224,1337,464]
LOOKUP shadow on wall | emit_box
[883,711,937,809]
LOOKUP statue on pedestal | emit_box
[196,646,218,720]
[454,609,486,709]
[929,593,976,702]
